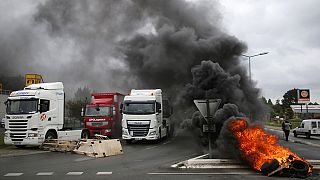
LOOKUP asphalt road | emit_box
[0,128,319,180]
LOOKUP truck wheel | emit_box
[45,131,57,140]
[293,131,297,137]
[81,130,90,139]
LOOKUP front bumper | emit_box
[4,130,44,146]
[122,128,158,140]
[4,136,43,146]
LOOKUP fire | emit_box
[228,119,312,174]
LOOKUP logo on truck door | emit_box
[40,113,47,121]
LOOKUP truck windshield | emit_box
[85,107,111,116]
[6,99,38,115]
[123,102,155,115]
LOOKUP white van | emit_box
[293,119,320,138]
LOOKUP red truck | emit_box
[82,92,124,138]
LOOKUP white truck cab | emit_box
[293,119,320,138]
[121,89,171,143]
[4,82,89,147]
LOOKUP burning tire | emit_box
[290,160,309,176]
[261,159,279,175]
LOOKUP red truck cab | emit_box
[83,92,124,138]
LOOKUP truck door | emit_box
[311,121,317,135]
[39,99,51,129]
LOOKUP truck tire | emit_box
[45,131,57,140]
[81,130,90,139]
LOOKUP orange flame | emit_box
[228,119,311,172]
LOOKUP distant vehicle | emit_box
[121,89,173,143]
[293,119,320,138]
[4,82,90,147]
[1,118,4,128]
[82,92,124,138]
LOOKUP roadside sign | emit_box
[203,124,216,133]
[297,89,310,104]
[193,99,221,122]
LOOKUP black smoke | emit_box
[0,0,268,155]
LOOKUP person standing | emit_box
[282,119,292,141]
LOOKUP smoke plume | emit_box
[0,0,268,156]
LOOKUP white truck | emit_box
[4,82,90,147]
[121,89,172,143]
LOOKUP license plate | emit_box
[13,142,21,145]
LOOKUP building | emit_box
[290,104,320,119]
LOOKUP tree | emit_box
[66,86,92,119]
[281,89,298,119]
[282,88,298,108]
[273,99,284,117]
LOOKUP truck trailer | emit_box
[82,92,124,138]
[4,82,90,147]
[121,89,172,143]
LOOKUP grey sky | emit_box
[220,0,320,103]
[1,0,319,103]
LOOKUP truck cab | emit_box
[4,82,89,147]
[121,89,172,143]
[83,93,124,138]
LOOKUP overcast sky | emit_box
[0,0,319,103]
[219,0,320,103]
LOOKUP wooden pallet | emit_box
[40,139,78,152]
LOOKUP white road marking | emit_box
[36,172,54,176]
[4,173,23,177]
[148,172,258,175]
[66,172,83,175]
[96,172,113,175]
[145,146,158,150]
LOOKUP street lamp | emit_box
[242,52,269,81]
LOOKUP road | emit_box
[0,128,319,180]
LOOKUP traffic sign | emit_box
[193,99,221,122]
[203,124,216,133]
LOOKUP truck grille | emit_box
[127,121,150,137]
[8,119,28,141]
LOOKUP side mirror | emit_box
[81,108,84,117]
[112,107,116,116]
[120,103,123,114]
[156,102,161,113]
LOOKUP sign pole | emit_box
[193,99,221,159]
[206,100,213,159]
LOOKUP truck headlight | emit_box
[4,132,8,138]
[28,133,38,137]
[105,129,111,133]
[149,131,156,136]
[122,129,128,135]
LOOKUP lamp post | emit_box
[242,52,269,81]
